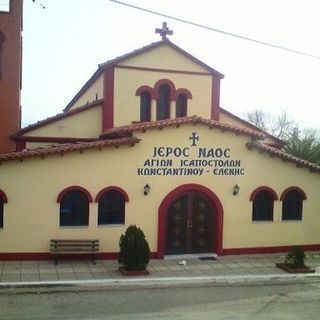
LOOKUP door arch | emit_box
[157,184,223,258]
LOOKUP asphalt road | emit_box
[0,282,320,319]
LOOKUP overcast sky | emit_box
[21,0,320,129]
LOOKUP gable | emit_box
[66,74,104,111]
[15,102,103,149]
[118,43,211,74]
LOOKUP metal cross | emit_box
[189,132,199,146]
[155,22,173,40]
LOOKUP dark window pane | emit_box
[176,94,187,117]
[157,84,170,120]
[98,190,125,225]
[252,191,274,221]
[140,92,151,122]
[0,197,3,228]
[60,190,89,226]
[282,190,303,220]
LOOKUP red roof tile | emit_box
[101,115,266,139]
[246,141,320,173]
[0,137,140,163]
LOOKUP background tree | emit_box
[245,109,320,164]
[245,109,297,140]
[284,127,320,165]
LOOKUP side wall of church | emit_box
[0,125,319,255]
[67,75,104,111]
[23,105,102,141]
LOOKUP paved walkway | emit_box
[1,253,320,288]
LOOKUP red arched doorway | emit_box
[157,184,223,258]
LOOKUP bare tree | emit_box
[245,109,320,164]
[245,109,296,140]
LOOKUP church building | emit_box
[1,1,320,260]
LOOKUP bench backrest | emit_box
[50,239,99,253]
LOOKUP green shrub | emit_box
[119,225,150,271]
[284,246,306,268]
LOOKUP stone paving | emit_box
[1,253,320,283]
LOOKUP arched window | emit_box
[0,190,8,229]
[176,94,187,118]
[251,187,278,221]
[281,188,306,221]
[157,84,170,120]
[140,91,151,122]
[97,189,127,225]
[58,188,91,227]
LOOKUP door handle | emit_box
[187,220,193,229]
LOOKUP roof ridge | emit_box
[101,115,265,139]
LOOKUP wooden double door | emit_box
[165,192,214,255]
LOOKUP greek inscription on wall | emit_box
[137,133,245,176]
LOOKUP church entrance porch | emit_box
[157,184,223,258]
[165,192,214,255]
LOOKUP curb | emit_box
[1,273,320,292]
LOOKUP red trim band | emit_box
[136,80,192,101]
[95,186,129,202]
[250,186,278,201]
[153,79,176,100]
[175,89,192,100]
[221,244,320,256]
[0,252,158,261]
[280,186,307,200]
[12,136,98,143]
[117,64,212,76]
[57,186,93,203]
[0,189,8,203]
[135,85,155,99]
[102,67,115,130]
[211,76,220,121]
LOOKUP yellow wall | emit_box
[26,142,58,149]
[114,67,212,126]
[120,44,210,73]
[113,43,216,127]
[1,124,320,254]
[68,75,104,111]
[23,105,102,141]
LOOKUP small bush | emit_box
[284,246,305,268]
[119,225,150,271]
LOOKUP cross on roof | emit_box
[155,22,173,40]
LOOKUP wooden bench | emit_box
[50,239,99,265]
